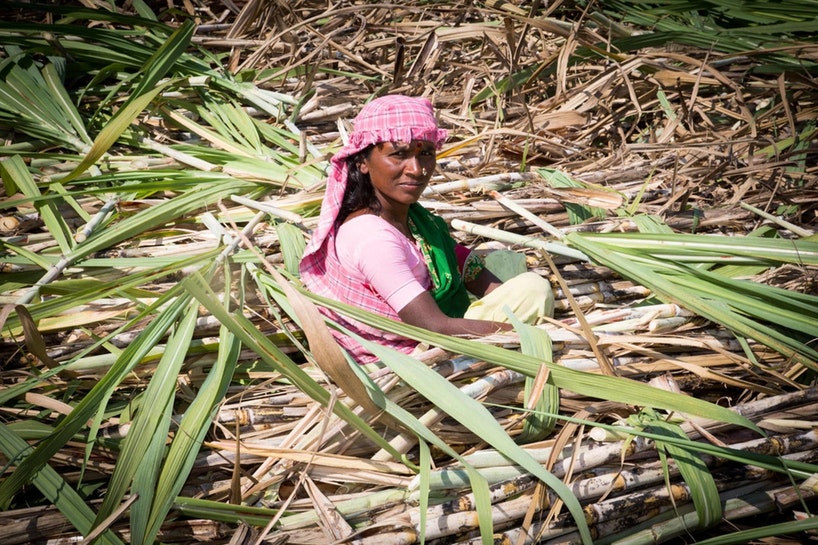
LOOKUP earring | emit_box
[422,168,428,176]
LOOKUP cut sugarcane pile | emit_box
[223,387,818,545]
[1,1,817,545]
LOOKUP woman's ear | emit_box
[358,158,370,175]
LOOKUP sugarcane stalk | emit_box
[83,240,222,258]
[551,285,653,311]
[283,118,324,160]
[560,304,689,329]
[490,190,565,239]
[141,137,218,171]
[0,506,225,545]
[451,458,806,545]
[412,426,818,513]
[217,405,308,426]
[243,359,410,501]
[680,387,818,438]
[553,279,648,299]
[422,172,540,198]
[474,449,813,543]
[741,201,813,238]
[230,194,309,229]
[406,478,691,544]
[339,494,570,545]
[275,488,412,532]
[454,481,763,545]
[586,313,693,334]
[73,195,119,244]
[15,255,73,305]
[595,479,818,545]
[552,350,749,376]
[415,436,653,492]
[580,467,771,529]
[451,218,588,261]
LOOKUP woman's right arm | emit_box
[341,216,509,337]
[397,290,511,337]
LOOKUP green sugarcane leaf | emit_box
[114,300,199,543]
[60,21,196,183]
[144,324,240,543]
[290,284,764,435]
[566,232,818,368]
[0,424,124,545]
[0,289,189,508]
[573,232,818,266]
[509,311,558,442]
[0,249,219,336]
[276,221,307,276]
[0,155,74,254]
[41,62,93,146]
[538,167,608,223]
[418,439,432,545]
[644,417,722,529]
[179,270,399,458]
[693,514,818,545]
[0,239,54,270]
[346,361,498,545]
[59,82,170,183]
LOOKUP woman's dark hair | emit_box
[335,145,380,228]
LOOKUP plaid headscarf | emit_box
[299,95,448,363]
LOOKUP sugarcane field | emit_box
[1,1,818,544]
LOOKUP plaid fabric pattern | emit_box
[299,95,448,363]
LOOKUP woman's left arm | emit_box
[465,267,503,298]
[455,244,502,297]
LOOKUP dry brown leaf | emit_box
[265,266,382,418]
[304,476,355,541]
[541,186,624,209]
[16,304,59,369]
[652,70,722,87]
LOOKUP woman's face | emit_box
[360,140,437,208]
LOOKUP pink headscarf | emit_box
[299,94,448,362]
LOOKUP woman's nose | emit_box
[404,155,423,175]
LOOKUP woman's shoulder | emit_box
[336,213,414,267]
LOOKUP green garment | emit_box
[407,203,471,317]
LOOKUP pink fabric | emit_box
[299,95,448,363]
[454,244,470,273]
[336,215,431,313]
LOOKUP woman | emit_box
[300,94,553,363]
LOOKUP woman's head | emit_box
[338,138,437,223]
[334,96,447,224]
[302,95,448,262]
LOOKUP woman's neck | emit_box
[374,204,412,239]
